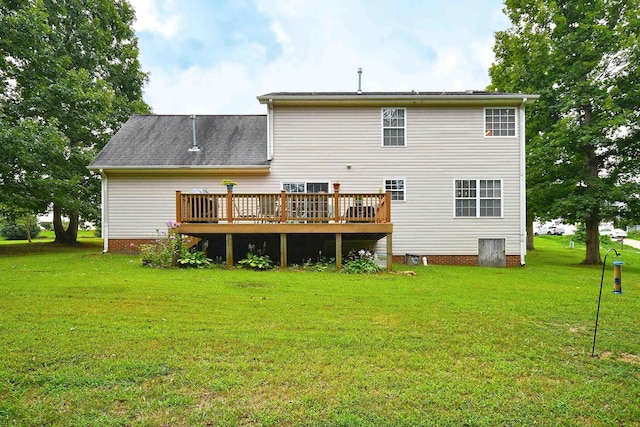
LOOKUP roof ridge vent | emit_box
[188,114,200,152]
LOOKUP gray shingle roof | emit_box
[90,115,268,169]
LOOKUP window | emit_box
[485,108,516,137]
[385,179,406,201]
[282,182,329,193]
[382,108,406,146]
[455,179,502,217]
[282,182,305,193]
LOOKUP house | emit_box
[89,91,538,268]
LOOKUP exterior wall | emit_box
[268,106,523,258]
[103,103,524,263]
[392,254,521,267]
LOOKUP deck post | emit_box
[386,233,393,272]
[334,187,340,223]
[280,190,287,223]
[385,190,392,222]
[336,233,342,270]
[280,233,287,268]
[226,189,233,223]
[176,191,182,223]
[226,233,233,267]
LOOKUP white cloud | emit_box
[129,0,180,38]
[135,0,509,114]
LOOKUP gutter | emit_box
[87,164,271,172]
[267,99,274,160]
[100,168,108,253]
[519,97,527,266]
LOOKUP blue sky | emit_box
[129,0,511,114]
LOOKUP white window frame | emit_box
[484,107,517,138]
[384,178,406,201]
[381,108,407,147]
[281,181,330,193]
[453,179,503,218]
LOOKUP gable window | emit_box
[485,108,516,137]
[385,179,406,201]
[455,179,502,217]
[382,108,406,146]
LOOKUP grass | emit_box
[0,237,638,426]
[0,230,98,245]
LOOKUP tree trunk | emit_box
[53,203,79,244]
[581,105,601,265]
[526,208,535,251]
[583,213,602,265]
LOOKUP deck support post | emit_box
[280,190,287,223]
[333,187,340,223]
[226,233,233,267]
[175,191,182,223]
[280,233,287,269]
[385,190,392,222]
[226,190,233,223]
[336,233,342,270]
[386,233,393,272]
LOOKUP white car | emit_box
[536,225,565,236]
[611,229,627,239]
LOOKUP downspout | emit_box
[267,99,274,160]
[100,169,109,253]
[519,98,527,266]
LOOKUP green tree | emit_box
[489,0,640,264]
[0,0,150,243]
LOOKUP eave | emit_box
[257,93,540,108]
[88,165,271,176]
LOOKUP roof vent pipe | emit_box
[189,114,200,152]
[357,68,362,94]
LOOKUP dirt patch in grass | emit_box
[618,353,640,365]
[230,281,269,288]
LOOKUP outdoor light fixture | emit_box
[591,248,622,357]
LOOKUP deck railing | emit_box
[176,190,391,224]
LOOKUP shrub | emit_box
[177,251,212,268]
[238,242,273,270]
[302,253,336,272]
[140,221,184,268]
[342,249,381,274]
[0,222,41,240]
[40,221,53,231]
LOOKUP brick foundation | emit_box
[392,254,522,267]
[108,239,156,254]
[109,238,522,267]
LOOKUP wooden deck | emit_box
[174,190,393,271]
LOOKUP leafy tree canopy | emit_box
[490,0,640,264]
[0,0,150,243]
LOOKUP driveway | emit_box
[623,239,640,250]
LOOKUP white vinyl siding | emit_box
[270,106,521,256]
[105,104,523,258]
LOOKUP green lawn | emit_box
[0,230,98,245]
[0,237,638,426]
